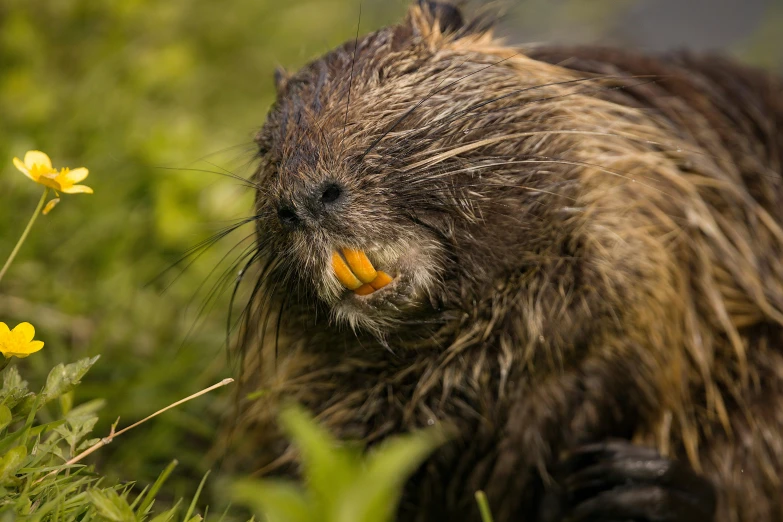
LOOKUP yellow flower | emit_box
[0,322,44,359]
[13,150,93,195]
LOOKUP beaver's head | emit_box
[247,1,706,340]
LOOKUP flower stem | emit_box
[0,188,49,285]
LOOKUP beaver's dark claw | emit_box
[537,440,717,522]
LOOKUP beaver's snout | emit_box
[276,181,345,230]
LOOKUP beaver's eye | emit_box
[321,183,342,204]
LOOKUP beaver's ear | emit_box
[416,0,464,34]
[273,66,289,94]
[399,1,494,43]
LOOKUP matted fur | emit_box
[223,4,783,521]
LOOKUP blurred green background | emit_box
[0,0,780,508]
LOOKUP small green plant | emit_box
[474,491,495,522]
[0,355,229,522]
[0,349,233,522]
[231,406,449,522]
[0,355,133,520]
[0,149,230,522]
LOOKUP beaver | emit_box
[226,2,783,520]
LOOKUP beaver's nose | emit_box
[277,182,343,229]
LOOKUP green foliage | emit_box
[0,358,212,522]
[474,491,494,522]
[0,355,454,522]
[231,406,448,522]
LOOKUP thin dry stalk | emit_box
[36,378,234,483]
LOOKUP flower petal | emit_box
[37,176,63,191]
[60,184,93,194]
[0,322,9,336]
[12,322,35,343]
[13,157,35,180]
[24,150,52,170]
[43,198,60,215]
[63,167,89,184]
[26,340,44,354]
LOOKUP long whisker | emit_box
[275,293,289,367]
[154,166,262,190]
[342,3,362,142]
[177,142,257,165]
[148,215,260,291]
[178,236,260,350]
[235,254,285,361]
[227,248,266,364]
[186,235,260,320]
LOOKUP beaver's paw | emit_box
[537,440,716,522]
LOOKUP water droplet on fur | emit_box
[427,418,435,426]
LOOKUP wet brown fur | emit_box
[225,5,783,521]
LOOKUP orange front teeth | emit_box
[332,251,363,290]
[354,284,375,296]
[331,249,394,295]
[342,248,378,283]
[369,271,393,290]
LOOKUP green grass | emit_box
[231,406,448,522]
[0,356,206,522]
[0,358,447,522]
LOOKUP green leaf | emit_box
[184,470,209,522]
[0,366,31,409]
[336,428,447,522]
[26,479,93,522]
[147,500,182,522]
[41,356,101,403]
[87,489,136,522]
[67,398,106,418]
[0,445,28,482]
[279,405,359,511]
[27,419,66,439]
[16,494,33,515]
[0,405,11,432]
[77,438,101,452]
[136,460,178,519]
[475,491,494,522]
[19,357,100,414]
[54,414,98,449]
[231,479,314,522]
[60,391,74,416]
[0,427,25,457]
